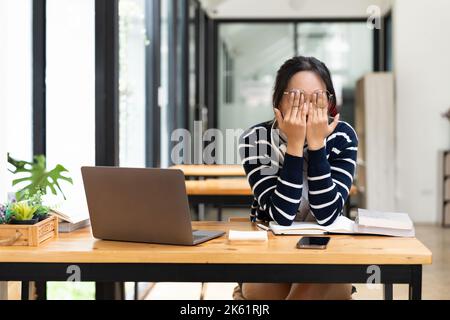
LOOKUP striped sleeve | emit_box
[239,126,303,226]
[307,122,358,226]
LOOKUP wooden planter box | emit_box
[0,215,58,247]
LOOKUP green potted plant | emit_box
[8,153,73,201]
[0,154,73,226]
[29,190,50,221]
[6,200,39,225]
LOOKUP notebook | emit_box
[49,196,90,233]
[269,215,355,235]
[269,209,415,237]
[354,208,415,237]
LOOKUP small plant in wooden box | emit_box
[0,154,73,246]
[2,191,50,225]
[0,193,59,246]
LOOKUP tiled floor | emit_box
[144,208,450,300]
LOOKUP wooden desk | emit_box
[185,178,252,196]
[0,222,432,300]
[171,165,247,221]
[171,164,245,177]
[185,179,253,221]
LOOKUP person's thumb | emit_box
[329,113,340,133]
[274,108,283,124]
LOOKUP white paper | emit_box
[228,230,268,241]
[46,190,89,224]
[357,208,413,230]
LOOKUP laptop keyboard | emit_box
[193,234,206,240]
[193,230,208,241]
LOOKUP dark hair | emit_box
[272,56,338,116]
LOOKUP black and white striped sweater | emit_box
[239,119,358,226]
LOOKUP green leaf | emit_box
[7,153,73,201]
[8,201,38,221]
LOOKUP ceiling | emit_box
[199,0,393,19]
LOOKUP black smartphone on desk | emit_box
[296,236,330,249]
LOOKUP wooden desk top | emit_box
[0,222,432,265]
[185,179,252,196]
[171,165,245,177]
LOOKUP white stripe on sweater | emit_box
[255,140,273,148]
[268,207,276,220]
[257,185,276,205]
[333,179,349,194]
[238,144,254,149]
[340,121,358,139]
[330,166,354,181]
[273,204,296,220]
[252,175,277,192]
[308,173,331,181]
[247,165,271,179]
[278,177,303,188]
[310,193,340,209]
[241,156,266,164]
[331,147,341,155]
[335,158,356,166]
[309,183,336,195]
[315,208,338,225]
[327,132,352,143]
[242,126,265,140]
[274,189,301,203]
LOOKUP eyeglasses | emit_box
[283,89,334,106]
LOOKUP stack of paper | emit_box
[49,197,90,233]
[354,208,415,237]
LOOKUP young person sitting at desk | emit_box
[236,56,358,300]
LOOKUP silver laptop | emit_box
[81,167,225,245]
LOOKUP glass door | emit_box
[295,22,373,126]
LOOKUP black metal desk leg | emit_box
[383,283,393,300]
[21,282,30,300]
[217,205,222,221]
[134,282,139,300]
[95,282,125,300]
[344,198,350,217]
[35,281,47,300]
[409,265,422,300]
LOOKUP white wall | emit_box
[45,0,95,209]
[200,0,392,19]
[394,0,450,223]
[0,0,8,202]
[0,0,10,300]
[4,0,33,162]
[0,0,33,200]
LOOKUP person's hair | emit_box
[272,56,338,116]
